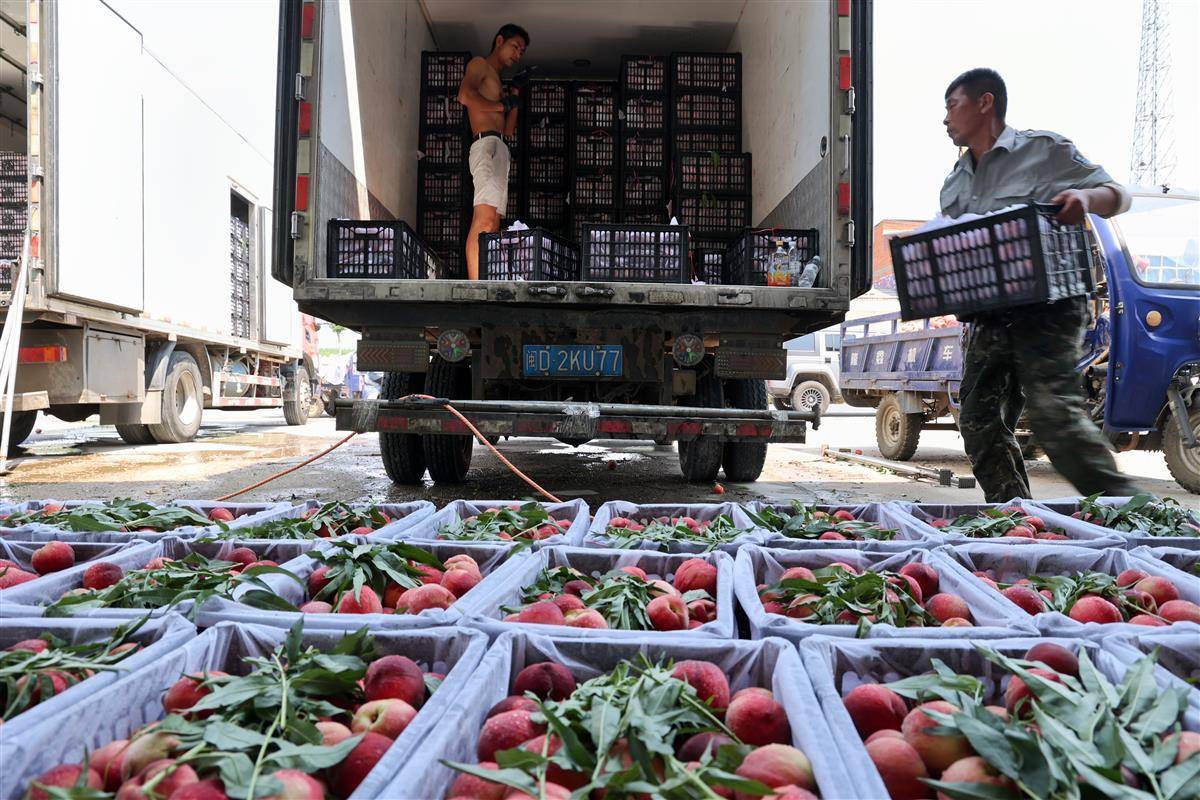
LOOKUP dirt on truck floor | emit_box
[0,408,1192,505]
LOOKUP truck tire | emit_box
[677,362,724,483]
[2,410,37,454]
[149,352,204,444]
[1163,406,1200,494]
[422,356,472,483]
[381,371,426,485]
[283,365,311,426]
[791,380,830,415]
[722,378,768,482]
[115,424,156,445]
[875,394,921,461]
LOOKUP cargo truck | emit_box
[0,0,318,452]
[271,0,873,484]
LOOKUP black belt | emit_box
[473,130,503,141]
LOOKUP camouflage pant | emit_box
[959,296,1139,502]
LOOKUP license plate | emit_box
[523,345,624,377]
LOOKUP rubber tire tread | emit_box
[149,352,204,444]
[1163,407,1200,494]
[380,371,427,485]
[283,365,311,426]
[875,393,921,461]
[678,362,725,483]
[422,356,473,483]
[791,379,831,414]
[115,423,157,445]
[722,378,769,482]
[3,410,37,454]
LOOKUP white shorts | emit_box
[468,136,510,216]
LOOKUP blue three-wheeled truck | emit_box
[839,189,1200,493]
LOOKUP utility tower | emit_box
[1129,0,1175,187]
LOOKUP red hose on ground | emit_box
[215,395,561,503]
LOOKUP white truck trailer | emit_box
[0,0,318,451]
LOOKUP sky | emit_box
[872,0,1199,224]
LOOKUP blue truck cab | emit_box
[839,189,1200,493]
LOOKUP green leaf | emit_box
[952,711,1021,779]
[1162,753,1200,799]
[264,735,362,770]
[201,720,269,750]
[921,779,1022,800]
[440,762,538,795]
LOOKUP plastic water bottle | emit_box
[796,255,822,288]
[767,240,788,286]
[785,238,801,286]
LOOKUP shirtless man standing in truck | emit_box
[458,24,528,280]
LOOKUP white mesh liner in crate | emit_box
[402,498,590,548]
[879,499,1124,548]
[583,501,764,553]
[0,499,290,543]
[1030,495,1200,550]
[747,500,934,552]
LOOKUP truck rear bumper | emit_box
[334,398,814,443]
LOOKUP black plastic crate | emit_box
[690,236,735,284]
[0,261,13,292]
[421,51,470,93]
[418,164,467,207]
[570,210,618,246]
[674,151,751,195]
[674,194,751,235]
[623,134,667,170]
[619,207,667,225]
[430,243,466,279]
[572,172,615,207]
[580,223,689,284]
[670,52,741,94]
[672,129,740,155]
[0,205,26,231]
[0,177,27,205]
[621,95,666,132]
[527,191,568,225]
[326,220,443,279]
[421,92,466,129]
[725,228,820,286]
[0,151,26,177]
[621,55,667,93]
[891,203,1097,320]
[418,207,467,248]
[573,130,616,170]
[527,153,567,186]
[528,81,570,116]
[0,231,23,260]
[479,228,580,281]
[527,121,567,151]
[572,81,617,130]
[421,131,466,165]
[621,171,666,207]
[672,92,740,130]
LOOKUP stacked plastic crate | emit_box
[0,151,27,292]
[229,206,253,338]
[568,81,619,244]
[618,56,669,227]
[417,51,471,278]
[522,80,571,237]
[668,53,748,284]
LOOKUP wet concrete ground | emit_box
[1,407,1192,506]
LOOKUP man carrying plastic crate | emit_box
[458,24,529,280]
[939,67,1140,501]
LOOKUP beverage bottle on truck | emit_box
[797,255,822,289]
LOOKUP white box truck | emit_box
[272,0,872,484]
[0,0,319,450]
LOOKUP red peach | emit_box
[865,729,906,744]
[619,566,647,580]
[485,696,539,719]
[734,744,815,795]
[564,608,608,629]
[941,617,973,627]
[647,593,689,631]
[925,593,972,623]
[1001,585,1046,615]
[260,769,322,800]
[1024,643,1079,676]
[515,601,565,626]
[1068,595,1122,624]
[562,579,593,596]
[1134,576,1180,608]
[688,598,717,624]
[902,701,974,774]
[674,558,718,595]
[843,683,908,737]
[316,720,352,746]
[1130,614,1168,626]
[394,583,456,614]
[672,660,730,712]
[1168,731,1200,764]
[89,739,129,790]
[163,671,227,715]
[351,697,417,739]
[8,638,49,653]
[337,585,383,614]
[82,562,124,591]
[413,564,444,585]
[225,548,257,568]
[0,566,38,589]
[364,655,425,708]
[306,565,331,596]
[833,509,856,521]
[31,541,75,575]
[298,600,333,614]
[208,507,235,522]
[678,731,734,761]
[513,662,576,701]
[1116,568,1149,587]
[446,761,506,800]
[441,568,481,598]
[936,756,1016,800]
[551,594,587,613]
[476,709,545,761]
[780,566,817,583]
[334,732,393,797]
[727,687,791,746]
[899,563,940,598]
[27,764,102,800]
[1159,599,1200,624]
[865,737,929,800]
[1005,669,1062,717]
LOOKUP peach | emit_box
[118,759,198,800]
[562,579,593,596]
[833,509,857,521]
[502,783,570,800]
[843,684,908,737]
[1168,731,1200,764]
[734,744,815,795]
[1004,668,1062,717]
[619,565,647,580]
[31,541,75,574]
[1068,595,1122,624]
[163,671,227,715]
[306,565,331,596]
[1134,576,1180,607]
[941,617,973,627]
[8,638,49,653]
[564,608,608,629]
[1023,643,1078,676]
[727,687,791,746]
[827,561,859,575]
[208,507,235,522]
[336,585,383,614]
[866,729,906,744]
[688,598,717,624]
[515,601,565,626]
[88,738,130,791]
[513,662,576,701]
[446,761,506,800]
[298,600,333,614]
[443,554,480,575]
[902,701,974,774]
[925,593,972,623]
[1159,599,1200,624]
[0,566,38,589]
[225,547,257,568]
[120,731,182,780]
[672,660,730,712]
[26,764,102,800]
[476,709,545,761]
[1001,585,1046,615]
[82,562,124,591]
[1124,590,1158,614]
[442,568,481,598]
[1130,614,1167,626]
[674,558,718,595]
[891,573,924,603]
[763,787,819,800]
[647,593,689,631]
[780,566,817,583]
[899,563,940,599]
[520,734,586,789]
[364,655,425,707]
[414,565,444,585]
[1004,525,1036,538]
[334,732,393,797]
[394,583,455,614]
[261,769,323,800]
[316,720,352,746]
[485,695,539,719]
[936,756,1016,800]
[865,737,930,800]
[1116,568,1149,587]
[551,594,587,613]
[169,778,229,800]
[351,697,417,738]
[819,531,846,541]
[678,731,734,761]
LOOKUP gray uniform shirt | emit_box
[940,126,1131,217]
